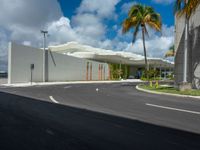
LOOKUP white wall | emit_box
[8,42,43,84]
[175,5,200,52]
[175,5,200,88]
[8,42,109,84]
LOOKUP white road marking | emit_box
[49,96,59,104]
[146,103,200,115]
[64,86,72,89]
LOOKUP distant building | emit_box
[8,42,109,84]
[174,5,200,88]
[8,42,173,84]
[0,71,7,78]
[49,42,174,79]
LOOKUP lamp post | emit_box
[41,30,48,82]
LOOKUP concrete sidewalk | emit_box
[3,79,143,87]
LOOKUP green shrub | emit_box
[141,69,159,81]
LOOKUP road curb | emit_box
[136,85,200,99]
[2,80,144,87]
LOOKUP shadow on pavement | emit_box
[0,91,200,150]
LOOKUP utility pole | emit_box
[41,30,48,82]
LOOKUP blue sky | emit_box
[0,0,175,71]
[56,0,175,57]
[59,0,175,39]
[60,0,175,25]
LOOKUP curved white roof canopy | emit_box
[49,42,174,68]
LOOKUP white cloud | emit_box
[0,0,174,71]
[112,25,118,31]
[0,0,62,29]
[22,41,32,46]
[123,25,174,58]
[44,0,121,50]
[46,16,109,48]
[121,2,137,14]
[0,0,62,71]
[46,17,77,45]
[77,0,120,18]
[72,14,106,39]
[152,0,175,5]
[124,36,174,57]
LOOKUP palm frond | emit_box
[122,18,133,34]
[174,0,200,18]
[165,45,175,58]
[122,3,162,43]
[147,21,162,31]
[146,13,162,31]
[185,0,200,18]
[128,4,141,17]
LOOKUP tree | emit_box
[165,45,175,58]
[175,0,200,18]
[175,0,200,83]
[122,4,162,71]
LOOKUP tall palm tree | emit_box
[165,45,175,58]
[122,4,162,70]
[175,0,200,83]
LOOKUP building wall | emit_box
[8,42,43,84]
[175,5,200,88]
[8,42,109,84]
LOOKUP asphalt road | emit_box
[0,82,200,150]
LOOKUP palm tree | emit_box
[122,4,162,71]
[175,0,200,83]
[165,45,175,58]
[175,0,200,18]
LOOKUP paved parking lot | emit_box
[0,82,200,150]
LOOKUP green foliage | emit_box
[109,63,130,80]
[122,4,162,70]
[139,84,200,96]
[165,45,175,58]
[141,69,160,81]
[149,81,153,87]
[175,0,200,19]
[122,4,162,37]
[167,73,174,80]
[155,80,159,88]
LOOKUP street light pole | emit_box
[41,30,48,82]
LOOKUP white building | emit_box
[49,42,174,78]
[174,4,200,88]
[8,42,109,84]
[8,41,173,84]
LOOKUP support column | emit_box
[160,65,162,79]
[86,62,89,81]
[90,63,92,81]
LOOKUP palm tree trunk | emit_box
[142,27,148,71]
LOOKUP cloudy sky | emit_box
[0,0,175,71]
